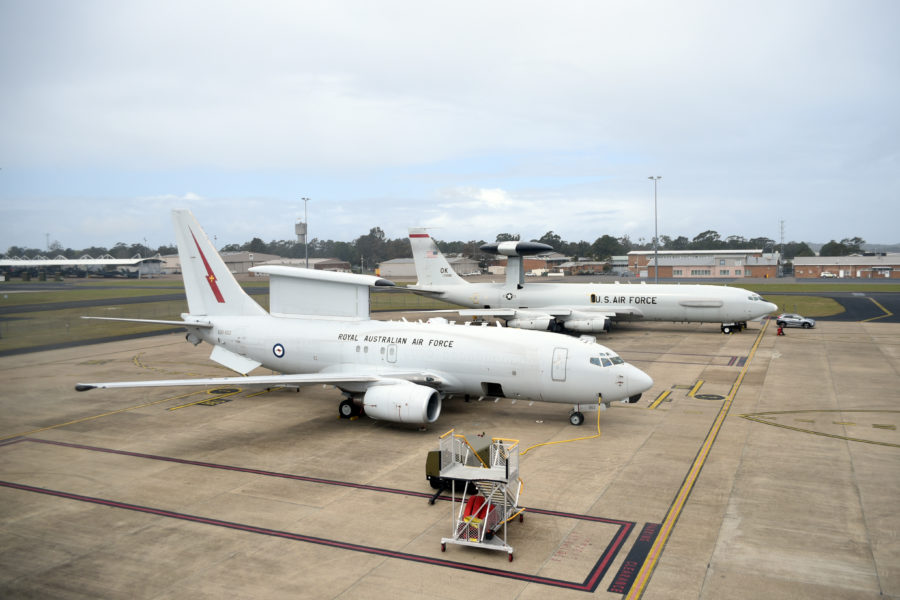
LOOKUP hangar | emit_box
[628,250,780,279]
[793,254,900,279]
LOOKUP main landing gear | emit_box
[339,398,362,419]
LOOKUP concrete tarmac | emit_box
[0,318,897,599]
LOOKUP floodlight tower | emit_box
[648,176,662,283]
[302,197,310,268]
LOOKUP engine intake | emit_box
[363,382,441,424]
[564,317,609,333]
[507,317,552,331]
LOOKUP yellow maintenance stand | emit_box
[437,429,525,562]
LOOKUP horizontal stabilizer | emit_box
[81,317,213,328]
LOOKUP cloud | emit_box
[1,1,898,246]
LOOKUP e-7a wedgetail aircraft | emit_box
[408,229,777,335]
[76,210,652,427]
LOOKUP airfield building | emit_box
[792,254,900,279]
[628,249,779,279]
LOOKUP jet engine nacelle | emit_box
[507,317,553,331]
[363,382,441,424]
[564,317,609,333]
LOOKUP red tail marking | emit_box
[409,233,430,238]
[189,228,226,303]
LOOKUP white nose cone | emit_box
[627,365,654,398]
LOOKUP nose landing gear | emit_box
[721,321,747,334]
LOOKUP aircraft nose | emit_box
[627,365,654,397]
[760,301,778,317]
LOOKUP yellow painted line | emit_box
[625,320,770,599]
[648,390,671,410]
[687,380,704,398]
[0,389,209,442]
[862,298,893,322]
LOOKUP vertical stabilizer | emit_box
[172,209,267,317]
[408,228,467,287]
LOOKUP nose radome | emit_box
[628,365,654,397]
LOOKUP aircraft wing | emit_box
[457,306,644,320]
[75,371,446,392]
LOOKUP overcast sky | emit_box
[1,0,898,252]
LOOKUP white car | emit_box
[776,313,815,328]
[820,272,837,278]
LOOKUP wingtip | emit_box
[75,384,96,392]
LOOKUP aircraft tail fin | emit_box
[408,228,467,287]
[172,209,267,317]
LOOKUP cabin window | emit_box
[591,294,598,303]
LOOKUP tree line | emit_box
[5,230,867,269]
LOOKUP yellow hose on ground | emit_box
[520,396,603,456]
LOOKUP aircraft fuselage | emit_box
[199,314,651,405]
[431,281,776,324]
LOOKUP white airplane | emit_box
[407,229,778,334]
[76,210,653,427]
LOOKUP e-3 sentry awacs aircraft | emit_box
[76,210,653,427]
[407,229,777,335]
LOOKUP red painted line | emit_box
[409,233,429,238]
[0,479,627,591]
[6,438,634,592]
[24,438,632,525]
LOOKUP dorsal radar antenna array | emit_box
[480,241,554,289]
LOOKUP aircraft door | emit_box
[387,344,398,363]
[551,347,568,382]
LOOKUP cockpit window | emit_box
[591,356,621,367]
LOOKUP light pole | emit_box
[302,197,310,268]
[648,176,662,283]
